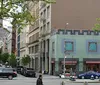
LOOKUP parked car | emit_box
[0,67,17,80]
[16,66,24,74]
[23,68,36,77]
[78,71,100,79]
[59,72,76,79]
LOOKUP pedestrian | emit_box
[36,75,43,85]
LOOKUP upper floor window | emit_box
[52,42,55,53]
[88,42,97,52]
[64,41,74,52]
[47,6,50,18]
[44,9,46,18]
[47,22,50,32]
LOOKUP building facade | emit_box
[6,33,12,54]
[19,26,29,65]
[12,29,16,54]
[39,0,100,74]
[50,29,100,75]
[17,0,100,74]
[27,1,40,71]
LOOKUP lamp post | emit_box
[63,23,69,75]
[64,40,70,75]
[64,55,66,75]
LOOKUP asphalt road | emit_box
[0,74,99,85]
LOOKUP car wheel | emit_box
[8,75,13,80]
[59,75,61,78]
[96,76,98,79]
[82,76,84,79]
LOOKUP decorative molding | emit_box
[51,29,100,35]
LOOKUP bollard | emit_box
[99,77,100,81]
[84,81,88,85]
[61,81,65,85]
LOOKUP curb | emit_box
[66,80,100,83]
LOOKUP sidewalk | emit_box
[66,79,100,83]
[42,74,59,79]
[36,73,59,79]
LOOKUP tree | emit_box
[0,54,2,63]
[1,53,9,64]
[21,55,31,66]
[93,18,100,31]
[0,0,56,33]
[8,53,17,67]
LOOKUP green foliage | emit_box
[1,53,10,64]
[8,53,17,67]
[0,54,2,62]
[21,55,31,66]
[93,18,100,32]
[0,0,56,33]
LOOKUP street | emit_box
[0,74,99,85]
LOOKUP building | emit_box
[17,0,100,74]
[38,0,100,75]
[19,26,29,65]
[2,36,8,53]
[27,1,40,71]
[12,29,16,54]
[6,33,12,54]
[50,29,100,75]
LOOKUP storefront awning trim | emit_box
[86,61,100,64]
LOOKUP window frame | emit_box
[88,42,97,52]
[64,41,74,52]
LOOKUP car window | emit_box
[3,69,13,72]
[0,69,3,72]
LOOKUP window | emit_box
[88,42,97,52]
[52,42,55,53]
[35,45,39,53]
[32,46,34,53]
[44,9,46,18]
[47,6,50,18]
[43,25,46,34]
[64,41,74,52]
[29,37,31,43]
[29,47,32,54]
[47,22,50,31]
[36,32,39,39]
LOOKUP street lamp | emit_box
[64,55,66,75]
[63,23,69,75]
[64,40,70,75]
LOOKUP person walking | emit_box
[36,75,43,85]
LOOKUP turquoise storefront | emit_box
[49,29,100,75]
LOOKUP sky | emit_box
[3,19,12,32]
[2,4,22,32]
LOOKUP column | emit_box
[45,40,48,73]
[55,61,59,75]
[42,40,44,71]
[79,61,83,72]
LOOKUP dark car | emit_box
[78,71,100,79]
[23,68,36,77]
[16,66,24,74]
[0,67,17,80]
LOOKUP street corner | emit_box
[65,79,100,83]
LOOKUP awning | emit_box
[61,61,77,65]
[51,61,55,63]
[86,61,100,64]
